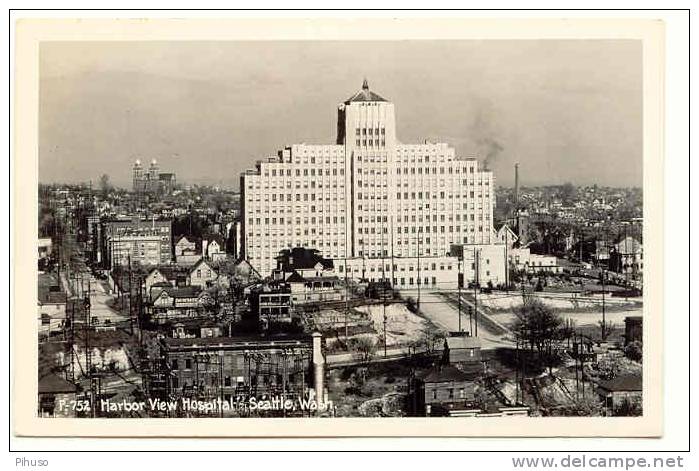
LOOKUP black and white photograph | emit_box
[34,38,649,420]
[11,13,682,446]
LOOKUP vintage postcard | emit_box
[12,16,664,437]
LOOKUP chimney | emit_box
[514,162,520,207]
[312,332,325,408]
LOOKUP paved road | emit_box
[79,275,130,326]
[418,292,514,350]
[326,346,411,368]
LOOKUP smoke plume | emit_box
[469,99,505,171]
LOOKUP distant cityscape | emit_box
[37,81,643,419]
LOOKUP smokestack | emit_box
[514,162,520,207]
[312,331,325,408]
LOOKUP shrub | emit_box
[624,341,643,363]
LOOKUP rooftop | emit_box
[161,286,202,298]
[38,373,79,394]
[598,374,643,392]
[276,247,334,271]
[345,79,388,104]
[446,336,482,350]
[420,365,477,383]
[162,333,312,349]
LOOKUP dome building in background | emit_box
[132,158,176,195]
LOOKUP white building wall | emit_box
[241,83,497,280]
[242,145,348,276]
[335,256,459,292]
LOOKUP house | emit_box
[202,234,227,262]
[187,258,219,290]
[274,247,335,280]
[38,237,53,260]
[509,247,561,274]
[149,286,209,323]
[38,273,67,338]
[494,224,518,247]
[149,281,175,302]
[273,248,344,304]
[38,238,54,272]
[250,283,294,326]
[170,319,223,339]
[624,316,643,345]
[38,373,79,417]
[443,334,482,365]
[609,236,643,276]
[175,235,196,254]
[594,240,611,266]
[597,374,642,414]
[413,365,479,416]
[286,271,343,304]
[144,267,178,298]
[175,236,201,266]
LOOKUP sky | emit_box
[39,40,642,189]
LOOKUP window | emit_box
[171,359,179,370]
[185,359,192,369]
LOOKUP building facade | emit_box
[241,80,495,279]
[101,217,173,268]
[133,159,176,195]
[159,334,320,411]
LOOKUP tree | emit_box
[624,341,643,363]
[558,395,603,417]
[614,397,642,417]
[99,174,112,197]
[415,327,446,355]
[559,182,576,205]
[598,320,615,342]
[560,318,577,348]
[511,298,564,373]
[350,336,377,367]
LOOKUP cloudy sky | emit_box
[40,40,642,189]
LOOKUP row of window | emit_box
[354,139,386,147]
[256,166,487,179]
[338,262,454,273]
[387,214,488,223]
[249,216,345,225]
[355,127,386,136]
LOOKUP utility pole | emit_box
[344,254,349,341]
[474,248,479,337]
[458,254,462,332]
[83,282,94,417]
[504,231,508,290]
[389,217,395,289]
[601,228,607,341]
[416,226,422,310]
[514,332,520,404]
[382,213,387,358]
[574,330,580,401]
[601,269,606,341]
[624,223,630,286]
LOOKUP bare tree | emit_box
[99,173,112,197]
[511,297,564,374]
[350,336,377,367]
